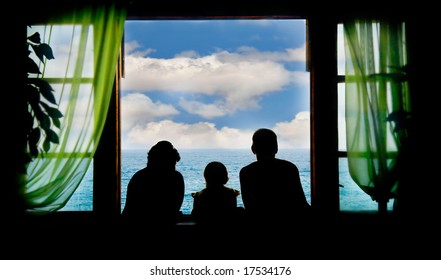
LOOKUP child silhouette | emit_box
[191,161,241,225]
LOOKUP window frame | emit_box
[33,4,344,219]
[90,11,341,219]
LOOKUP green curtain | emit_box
[24,3,126,213]
[343,20,411,209]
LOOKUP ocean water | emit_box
[63,149,394,213]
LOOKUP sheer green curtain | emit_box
[343,20,411,211]
[24,3,126,213]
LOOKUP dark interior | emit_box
[4,0,439,260]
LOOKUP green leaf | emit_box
[32,43,55,62]
[40,43,55,60]
[25,34,61,161]
[40,102,63,119]
[29,79,56,104]
[52,117,61,128]
[45,128,60,144]
[43,138,51,152]
[25,111,34,131]
[25,84,40,103]
[26,57,41,74]
[28,127,41,147]
[36,110,51,130]
[46,106,63,119]
[27,32,41,44]
[386,110,412,132]
[31,44,44,63]
[29,99,42,117]
[29,144,39,158]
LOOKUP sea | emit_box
[62,149,394,213]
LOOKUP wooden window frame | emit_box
[92,5,341,221]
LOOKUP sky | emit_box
[28,20,347,151]
[121,20,312,150]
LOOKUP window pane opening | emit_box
[337,23,395,212]
[121,19,311,214]
[27,24,95,212]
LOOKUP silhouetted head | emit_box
[204,161,229,187]
[147,140,180,170]
[251,128,278,159]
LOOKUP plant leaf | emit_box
[32,43,55,62]
[45,128,60,144]
[40,43,55,60]
[36,110,51,130]
[26,57,41,74]
[28,127,41,148]
[52,117,61,128]
[31,44,44,63]
[386,109,412,132]
[29,100,42,119]
[25,84,40,103]
[29,79,56,104]
[40,102,63,119]
[25,111,34,131]
[29,144,39,158]
[27,32,41,44]
[43,138,51,152]
[46,106,63,119]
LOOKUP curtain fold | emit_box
[24,2,126,213]
[343,20,411,209]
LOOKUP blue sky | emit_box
[28,21,347,151]
[121,20,312,150]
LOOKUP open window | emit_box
[28,3,382,217]
[58,16,321,215]
[120,19,311,214]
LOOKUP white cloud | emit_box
[125,120,252,149]
[125,41,157,57]
[234,44,306,62]
[121,93,179,132]
[122,44,309,118]
[121,41,311,150]
[122,112,310,150]
[175,50,199,58]
[179,98,227,119]
[273,111,310,149]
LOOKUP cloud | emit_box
[178,98,227,119]
[126,41,156,57]
[122,43,309,118]
[273,111,310,149]
[234,44,306,62]
[121,93,179,132]
[121,41,311,150]
[122,112,310,150]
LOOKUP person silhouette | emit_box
[191,161,242,226]
[239,128,310,226]
[121,140,185,229]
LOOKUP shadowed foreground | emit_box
[2,211,439,260]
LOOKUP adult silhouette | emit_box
[121,140,185,229]
[239,128,310,226]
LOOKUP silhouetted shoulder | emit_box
[240,158,299,174]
